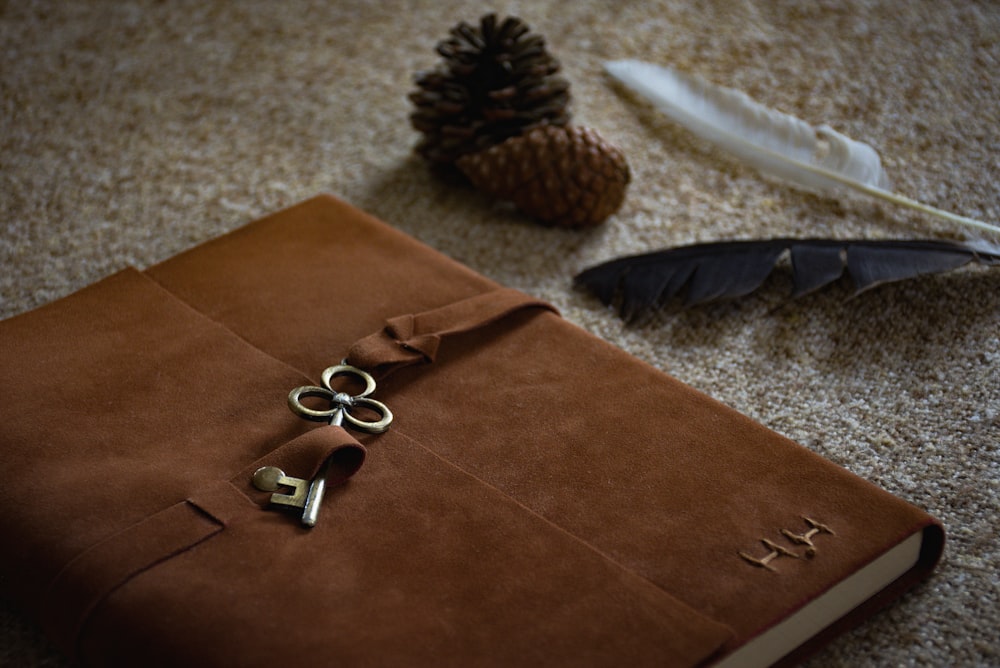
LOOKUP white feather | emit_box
[604,59,1000,236]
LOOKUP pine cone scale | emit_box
[496,17,528,42]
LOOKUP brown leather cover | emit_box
[0,195,942,666]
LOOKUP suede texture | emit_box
[0,195,941,666]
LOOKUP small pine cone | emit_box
[409,14,571,164]
[455,125,630,228]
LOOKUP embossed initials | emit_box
[739,517,835,572]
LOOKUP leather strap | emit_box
[41,427,365,661]
[347,288,558,376]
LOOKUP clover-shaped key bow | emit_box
[287,363,393,433]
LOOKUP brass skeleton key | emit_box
[255,363,392,527]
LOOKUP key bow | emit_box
[287,363,393,433]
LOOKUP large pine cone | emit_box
[456,125,631,228]
[409,14,571,164]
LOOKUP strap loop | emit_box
[347,288,557,375]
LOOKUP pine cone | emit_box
[456,125,631,228]
[409,14,571,164]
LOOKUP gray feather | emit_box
[574,238,1000,319]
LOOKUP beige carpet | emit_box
[2,1,998,665]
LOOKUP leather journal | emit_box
[0,195,943,666]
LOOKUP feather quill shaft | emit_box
[604,60,1000,236]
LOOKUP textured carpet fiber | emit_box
[2,1,998,665]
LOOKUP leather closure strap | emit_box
[347,287,558,375]
[40,427,365,662]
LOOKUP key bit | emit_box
[252,465,327,527]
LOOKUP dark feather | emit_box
[574,238,1000,319]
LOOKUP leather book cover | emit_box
[0,195,943,666]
